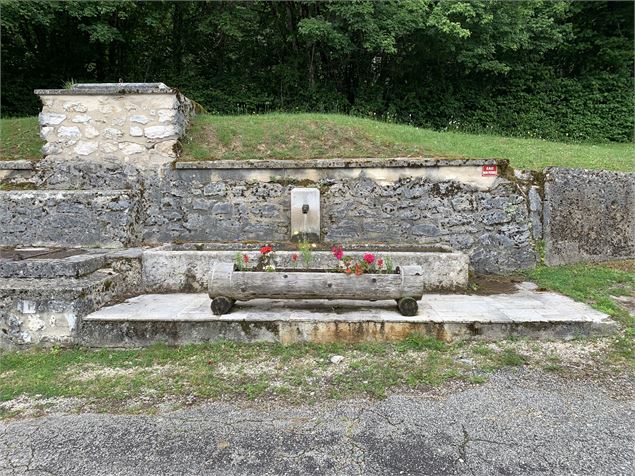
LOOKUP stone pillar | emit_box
[34,83,194,168]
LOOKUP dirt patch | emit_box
[603,260,635,272]
[66,363,183,382]
[0,395,86,418]
[468,275,527,295]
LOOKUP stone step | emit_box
[0,248,108,278]
[79,284,618,347]
[0,257,141,347]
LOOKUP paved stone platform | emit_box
[80,282,617,346]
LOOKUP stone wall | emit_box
[3,83,633,274]
[35,83,193,168]
[144,161,536,274]
[0,190,141,247]
[544,168,635,265]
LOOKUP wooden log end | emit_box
[397,297,418,316]
[211,296,235,316]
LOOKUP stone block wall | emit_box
[143,162,537,274]
[544,168,635,265]
[35,83,193,168]
[0,190,141,247]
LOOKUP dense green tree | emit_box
[1,0,633,142]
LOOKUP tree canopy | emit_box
[1,0,633,142]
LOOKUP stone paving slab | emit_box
[85,282,612,325]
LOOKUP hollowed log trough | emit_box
[208,262,424,316]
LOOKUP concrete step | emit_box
[79,283,618,347]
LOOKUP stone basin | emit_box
[142,242,469,293]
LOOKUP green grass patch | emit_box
[1,330,633,418]
[525,260,635,362]
[496,348,528,366]
[0,116,42,161]
[182,113,635,171]
[0,337,469,413]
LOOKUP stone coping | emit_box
[0,160,35,170]
[155,242,454,253]
[35,82,176,96]
[175,157,503,170]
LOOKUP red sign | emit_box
[482,165,498,176]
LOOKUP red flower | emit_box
[291,254,298,262]
[332,245,344,261]
[363,253,375,265]
[345,267,352,274]
[377,258,384,267]
[260,245,273,254]
[243,254,249,263]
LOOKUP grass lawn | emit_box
[0,116,42,161]
[1,114,633,171]
[183,113,635,171]
[1,261,633,419]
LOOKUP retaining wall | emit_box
[2,83,634,273]
[544,168,635,265]
[145,160,536,274]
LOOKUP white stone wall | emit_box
[37,92,193,167]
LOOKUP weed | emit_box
[497,348,528,366]
[396,333,447,352]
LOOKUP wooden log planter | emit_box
[208,262,424,316]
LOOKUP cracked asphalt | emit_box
[1,369,633,475]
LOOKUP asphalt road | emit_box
[1,369,633,475]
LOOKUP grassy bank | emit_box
[2,114,633,171]
[0,116,42,161]
[183,113,635,171]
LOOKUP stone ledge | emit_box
[0,250,108,279]
[175,157,503,170]
[35,82,176,96]
[0,160,35,170]
[0,269,118,292]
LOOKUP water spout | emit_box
[291,188,320,243]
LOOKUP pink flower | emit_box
[332,245,344,261]
[363,253,375,265]
[291,254,298,262]
[377,258,384,267]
